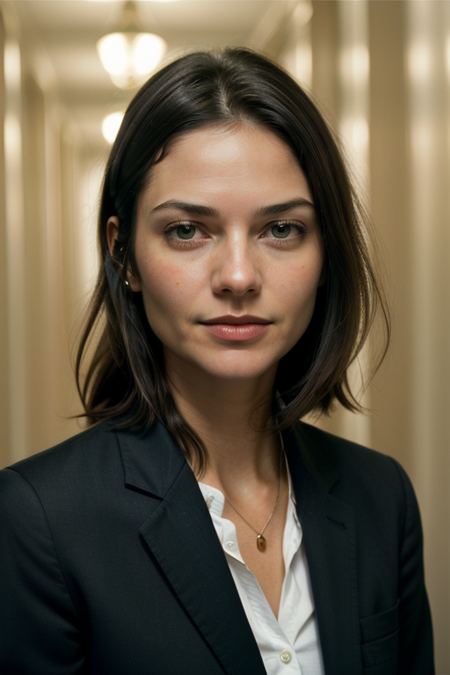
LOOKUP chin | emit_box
[195,354,278,382]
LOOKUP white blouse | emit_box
[198,474,325,675]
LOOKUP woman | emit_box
[0,48,433,674]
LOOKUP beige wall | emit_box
[269,2,450,669]
[1,3,83,466]
[1,0,449,670]
[0,10,9,459]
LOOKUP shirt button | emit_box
[225,541,234,549]
[280,650,292,664]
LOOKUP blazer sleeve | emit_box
[0,468,88,674]
[392,458,434,675]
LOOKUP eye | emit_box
[262,220,307,242]
[271,223,291,239]
[175,224,196,240]
[163,221,206,244]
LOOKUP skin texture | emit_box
[107,123,326,616]
[109,123,325,388]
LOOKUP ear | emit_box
[106,216,120,256]
[106,216,142,292]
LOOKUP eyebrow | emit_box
[151,201,218,217]
[256,198,315,216]
[151,198,315,218]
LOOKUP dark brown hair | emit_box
[76,47,389,469]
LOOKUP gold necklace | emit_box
[225,434,284,553]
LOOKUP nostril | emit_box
[219,286,257,294]
[212,261,262,296]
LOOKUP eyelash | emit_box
[163,221,206,248]
[163,220,308,248]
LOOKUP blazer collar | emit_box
[116,418,340,499]
[285,423,362,675]
[116,420,266,675]
[283,422,340,492]
[117,419,187,498]
[116,419,362,675]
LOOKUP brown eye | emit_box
[176,224,196,239]
[271,223,291,239]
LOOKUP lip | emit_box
[199,315,272,342]
[200,315,272,325]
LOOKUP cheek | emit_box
[277,254,324,308]
[137,255,202,325]
[141,261,183,310]
[274,257,324,351]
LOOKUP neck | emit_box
[165,354,280,491]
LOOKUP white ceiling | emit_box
[11,0,300,144]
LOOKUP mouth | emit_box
[200,315,272,326]
[199,315,272,342]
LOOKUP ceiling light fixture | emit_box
[102,111,125,144]
[97,1,167,89]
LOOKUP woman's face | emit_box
[109,124,325,386]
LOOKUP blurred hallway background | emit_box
[0,0,449,670]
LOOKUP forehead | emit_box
[140,123,312,209]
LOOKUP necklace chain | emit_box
[224,433,284,553]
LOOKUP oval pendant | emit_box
[256,534,266,552]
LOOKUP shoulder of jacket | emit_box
[293,423,418,529]
[2,418,127,488]
[295,420,408,491]
[297,420,392,463]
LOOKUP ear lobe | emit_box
[126,268,141,292]
[106,215,142,292]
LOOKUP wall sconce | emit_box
[97,1,167,89]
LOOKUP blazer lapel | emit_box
[285,424,363,675]
[117,421,266,675]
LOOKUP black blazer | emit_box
[0,419,434,674]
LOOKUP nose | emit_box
[211,236,262,296]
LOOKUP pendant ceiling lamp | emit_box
[97,1,167,90]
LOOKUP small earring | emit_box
[124,280,130,287]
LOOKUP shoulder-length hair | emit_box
[76,47,389,470]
